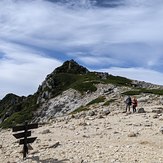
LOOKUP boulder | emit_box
[87,110,96,116]
[153,114,158,119]
[128,132,137,137]
[159,116,163,121]
[159,127,163,134]
[48,142,60,148]
[102,108,110,115]
[159,97,163,105]
[137,108,146,113]
[41,129,51,134]
[152,108,163,114]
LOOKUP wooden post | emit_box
[23,121,28,159]
[12,122,38,159]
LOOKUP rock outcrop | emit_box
[1,60,163,128]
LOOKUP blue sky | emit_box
[0,0,163,99]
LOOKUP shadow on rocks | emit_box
[27,156,69,163]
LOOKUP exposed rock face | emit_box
[137,96,150,102]
[54,59,89,74]
[1,60,163,128]
[34,84,116,123]
[36,59,90,104]
[132,80,163,89]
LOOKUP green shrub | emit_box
[104,75,132,86]
[87,96,106,106]
[0,93,38,128]
[103,99,116,106]
[122,89,163,96]
[70,106,89,114]
[72,82,97,94]
[142,89,163,95]
[122,90,142,95]
[0,110,32,128]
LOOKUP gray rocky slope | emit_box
[0,60,163,163]
[1,59,163,127]
[31,60,163,124]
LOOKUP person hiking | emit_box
[132,96,138,113]
[125,96,132,112]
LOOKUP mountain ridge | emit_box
[0,60,163,128]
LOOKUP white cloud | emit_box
[78,56,122,66]
[0,41,62,99]
[0,0,163,98]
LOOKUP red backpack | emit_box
[133,99,137,107]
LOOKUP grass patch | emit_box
[122,88,163,96]
[141,89,163,95]
[70,106,89,114]
[1,110,32,128]
[86,96,106,106]
[45,72,101,97]
[103,99,116,106]
[104,75,132,86]
[122,90,142,95]
[72,81,97,94]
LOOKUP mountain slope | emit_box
[0,59,163,128]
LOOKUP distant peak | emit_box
[54,60,89,74]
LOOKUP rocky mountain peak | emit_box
[0,93,20,107]
[53,59,89,74]
[1,60,163,128]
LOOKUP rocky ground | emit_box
[0,102,163,163]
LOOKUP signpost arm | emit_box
[12,122,38,159]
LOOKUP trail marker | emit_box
[12,121,38,158]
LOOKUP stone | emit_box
[125,111,132,116]
[153,114,158,119]
[78,122,88,126]
[97,114,104,119]
[87,110,95,116]
[159,97,163,105]
[82,135,90,138]
[49,142,60,148]
[69,126,75,130]
[41,129,51,134]
[159,127,163,134]
[137,108,146,113]
[102,108,110,115]
[128,132,137,137]
[159,116,163,121]
[152,108,163,114]
[144,123,152,127]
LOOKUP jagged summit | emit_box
[53,59,89,74]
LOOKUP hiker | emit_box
[132,96,138,113]
[125,96,132,112]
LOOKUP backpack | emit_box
[132,99,137,107]
[126,97,132,105]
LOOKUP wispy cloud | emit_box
[0,0,163,98]
[0,41,62,98]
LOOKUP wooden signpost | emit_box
[12,121,38,159]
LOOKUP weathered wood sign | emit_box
[12,121,38,159]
